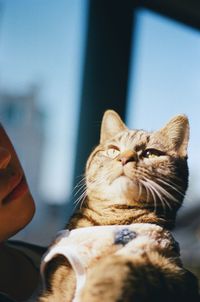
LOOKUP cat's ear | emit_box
[159,115,189,157]
[100,110,126,143]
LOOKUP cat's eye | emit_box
[106,147,120,159]
[141,148,164,159]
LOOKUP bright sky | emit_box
[127,9,200,205]
[0,0,88,203]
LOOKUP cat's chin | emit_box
[112,175,132,185]
[110,176,140,201]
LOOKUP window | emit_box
[0,0,88,244]
[127,9,200,208]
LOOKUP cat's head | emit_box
[85,110,189,216]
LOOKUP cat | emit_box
[37,110,199,302]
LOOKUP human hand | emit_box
[0,125,35,242]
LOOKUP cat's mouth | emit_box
[108,170,145,204]
[109,172,126,184]
[110,170,133,184]
[116,175,131,182]
[111,172,138,188]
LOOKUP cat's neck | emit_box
[68,198,176,230]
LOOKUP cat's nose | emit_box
[118,150,138,165]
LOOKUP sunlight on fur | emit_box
[37,110,199,302]
[84,110,188,222]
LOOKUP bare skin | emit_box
[0,125,35,242]
[0,125,36,301]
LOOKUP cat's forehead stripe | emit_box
[108,130,149,150]
[117,130,138,141]
[128,130,147,142]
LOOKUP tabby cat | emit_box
[38,110,199,302]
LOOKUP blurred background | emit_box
[0,0,199,281]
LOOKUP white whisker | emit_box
[79,193,87,209]
[74,183,87,197]
[73,176,86,191]
[143,178,170,214]
[157,178,185,197]
[73,189,87,208]
[138,181,142,201]
[89,170,113,187]
[146,178,180,205]
[162,196,172,211]
[140,180,156,212]
[143,180,158,213]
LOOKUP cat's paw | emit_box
[81,255,136,302]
